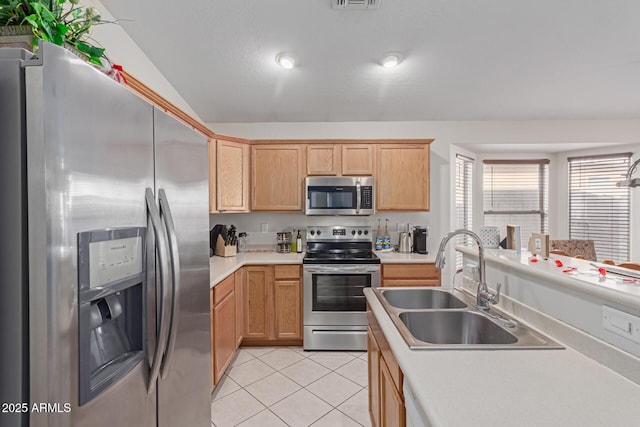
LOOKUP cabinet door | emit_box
[368,327,381,427]
[376,144,429,211]
[274,280,302,340]
[217,139,249,211]
[251,145,305,211]
[307,144,340,175]
[234,267,244,348]
[213,290,235,384]
[208,139,217,213]
[244,266,273,339]
[380,356,405,427]
[342,144,374,176]
[210,289,215,389]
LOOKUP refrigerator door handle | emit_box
[158,189,181,379]
[145,188,171,394]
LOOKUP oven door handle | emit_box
[304,265,380,274]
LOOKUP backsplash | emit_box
[211,212,435,251]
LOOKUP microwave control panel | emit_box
[361,187,373,209]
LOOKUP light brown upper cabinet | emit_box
[307,144,340,175]
[251,144,306,211]
[376,144,430,211]
[306,143,374,176]
[208,139,217,213]
[216,139,249,212]
[341,144,374,176]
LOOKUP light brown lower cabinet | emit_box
[234,267,244,347]
[211,274,236,387]
[368,307,405,427]
[380,356,405,427]
[243,264,303,344]
[382,263,441,287]
[368,327,381,427]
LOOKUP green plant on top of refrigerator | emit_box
[0,0,110,65]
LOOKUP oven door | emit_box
[303,264,380,326]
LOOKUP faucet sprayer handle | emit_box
[491,283,502,304]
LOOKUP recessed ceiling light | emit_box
[276,53,296,69]
[380,52,402,68]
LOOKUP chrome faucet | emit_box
[434,229,501,310]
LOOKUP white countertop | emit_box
[210,251,305,288]
[457,246,640,311]
[210,250,436,288]
[365,288,640,426]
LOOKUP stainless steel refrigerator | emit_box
[0,42,211,426]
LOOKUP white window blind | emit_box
[483,160,549,244]
[455,154,474,269]
[568,153,631,262]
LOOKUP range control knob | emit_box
[316,230,321,236]
[364,230,369,235]
[357,230,363,235]
[351,230,356,235]
[310,230,315,236]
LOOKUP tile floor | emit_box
[211,347,371,427]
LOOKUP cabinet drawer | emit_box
[382,264,439,279]
[382,279,441,287]
[274,264,301,280]
[213,273,235,305]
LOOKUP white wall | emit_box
[82,0,203,121]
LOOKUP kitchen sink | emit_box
[379,288,467,310]
[373,287,564,350]
[399,311,517,345]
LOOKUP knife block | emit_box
[214,235,237,257]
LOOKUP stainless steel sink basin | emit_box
[379,288,467,310]
[372,287,564,350]
[399,311,517,345]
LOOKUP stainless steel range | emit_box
[303,225,381,350]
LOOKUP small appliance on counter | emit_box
[412,226,429,254]
[398,231,412,253]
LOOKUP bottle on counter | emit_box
[296,229,303,253]
[383,219,391,249]
[375,219,383,250]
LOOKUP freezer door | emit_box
[153,108,211,426]
[24,43,156,427]
[0,49,30,427]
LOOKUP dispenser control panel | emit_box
[89,236,143,288]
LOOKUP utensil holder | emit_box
[214,235,237,257]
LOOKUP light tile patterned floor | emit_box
[211,347,370,427]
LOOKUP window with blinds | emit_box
[568,153,631,262]
[455,154,474,269]
[483,160,549,244]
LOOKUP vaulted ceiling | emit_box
[100,0,640,124]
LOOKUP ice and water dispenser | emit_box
[77,227,146,405]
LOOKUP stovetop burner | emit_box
[302,225,380,265]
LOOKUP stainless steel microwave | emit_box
[305,176,374,215]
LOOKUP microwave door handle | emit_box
[356,181,361,214]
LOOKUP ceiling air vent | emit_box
[332,0,381,10]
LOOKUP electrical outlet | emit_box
[603,306,640,344]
